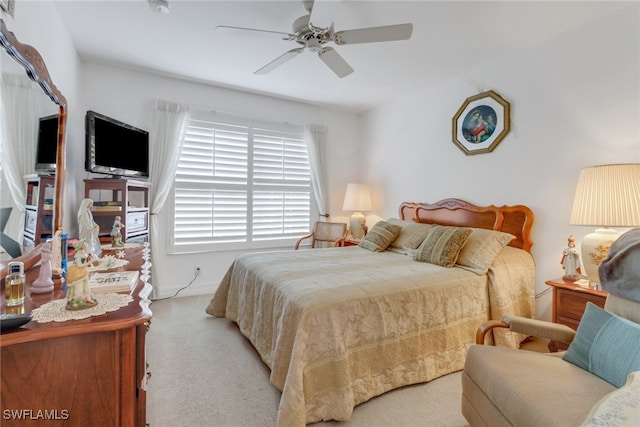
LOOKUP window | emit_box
[170,111,313,253]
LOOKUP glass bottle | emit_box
[6,261,25,306]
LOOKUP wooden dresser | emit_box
[1,246,152,426]
[545,277,608,330]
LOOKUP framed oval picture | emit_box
[452,90,510,155]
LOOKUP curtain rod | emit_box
[188,102,306,129]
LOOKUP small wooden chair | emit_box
[294,221,348,249]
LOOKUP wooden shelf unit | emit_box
[23,175,56,248]
[84,178,150,244]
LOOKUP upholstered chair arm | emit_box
[476,316,576,345]
[294,233,314,250]
[501,315,576,343]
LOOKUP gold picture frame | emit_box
[452,90,510,155]
[0,0,15,18]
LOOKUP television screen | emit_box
[85,111,149,178]
[35,114,59,174]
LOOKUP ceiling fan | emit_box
[216,0,413,78]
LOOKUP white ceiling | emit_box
[53,0,626,113]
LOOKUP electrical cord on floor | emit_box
[151,268,200,302]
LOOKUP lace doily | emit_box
[31,293,133,323]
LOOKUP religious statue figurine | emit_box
[78,198,102,259]
[65,240,98,310]
[110,215,125,247]
[31,241,54,293]
[561,235,582,280]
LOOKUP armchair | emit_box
[462,229,640,427]
[294,221,348,249]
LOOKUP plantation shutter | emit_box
[172,114,311,252]
[252,128,310,240]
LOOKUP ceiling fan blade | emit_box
[215,25,295,40]
[333,23,413,45]
[308,0,339,32]
[318,47,353,78]
[254,48,304,75]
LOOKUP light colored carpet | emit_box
[146,294,470,427]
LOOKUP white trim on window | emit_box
[168,111,313,254]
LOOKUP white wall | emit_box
[77,62,363,298]
[362,4,640,320]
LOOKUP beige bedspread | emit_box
[206,246,534,426]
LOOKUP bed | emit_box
[206,198,535,427]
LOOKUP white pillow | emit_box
[455,228,515,275]
[386,218,433,255]
[580,370,640,426]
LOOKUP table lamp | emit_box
[569,163,640,285]
[342,183,372,240]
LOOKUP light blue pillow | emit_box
[563,303,613,371]
[589,314,640,387]
[563,302,640,387]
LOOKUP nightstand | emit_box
[342,239,360,247]
[545,277,608,331]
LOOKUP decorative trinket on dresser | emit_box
[65,240,98,310]
[78,198,102,259]
[50,228,64,277]
[110,215,125,247]
[561,235,582,280]
[31,241,54,293]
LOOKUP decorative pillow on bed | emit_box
[455,228,516,275]
[414,225,472,267]
[386,218,433,255]
[358,220,402,252]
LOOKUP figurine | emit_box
[65,240,98,310]
[561,235,582,280]
[78,198,102,259]
[32,242,54,293]
[110,216,125,247]
[50,228,64,277]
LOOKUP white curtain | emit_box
[0,73,41,213]
[148,99,190,293]
[305,123,329,219]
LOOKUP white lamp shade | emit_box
[570,164,640,227]
[342,184,372,212]
[570,163,640,284]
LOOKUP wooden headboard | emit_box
[399,198,535,253]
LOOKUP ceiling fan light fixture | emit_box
[226,0,412,77]
[148,0,170,14]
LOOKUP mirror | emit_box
[0,18,67,277]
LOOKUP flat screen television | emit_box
[35,114,59,174]
[85,110,149,178]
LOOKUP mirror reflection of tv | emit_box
[35,114,59,174]
[85,110,149,178]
